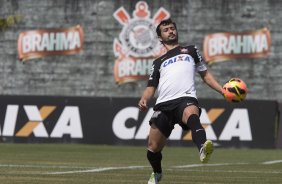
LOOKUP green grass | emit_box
[0,144,281,183]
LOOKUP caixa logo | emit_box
[112,107,252,141]
[0,105,83,138]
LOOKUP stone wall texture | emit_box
[0,0,281,101]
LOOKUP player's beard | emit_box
[162,33,178,45]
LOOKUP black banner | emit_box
[277,103,282,148]
[0,96,279,148]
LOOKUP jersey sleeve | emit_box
[188,45,207,72]
[147,60,160,87]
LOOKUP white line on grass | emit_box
[179,169,282,174]
[2,159,281,175]
[0,164,92,169]
[261,160,282,165]
[172,163,248,168]
[46,163,248,175]
[47,166,148,175]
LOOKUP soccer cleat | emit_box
[200,140,214,163]
[148,172,162,184]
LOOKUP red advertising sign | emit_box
[17,25,84,62]
[203,28,271,64]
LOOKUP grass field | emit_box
[0,144,281,184]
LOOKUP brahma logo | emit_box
[112,107,252,141]
[203,28,271,64]
[113,1,170,84]
[0,105,83,138]
[17,25,84,62]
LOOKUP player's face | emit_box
[159,23,178,45]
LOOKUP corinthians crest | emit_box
[113,1,170,84]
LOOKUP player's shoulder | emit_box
[155,54,166,62]
[184,45,199,52]
[183,45,201,56]
[153,52,168,65]
[183,45,204,63]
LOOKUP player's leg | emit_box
[147,123,166,184]
[147,111,172,184]
[182,105,205,150]
[182,105,213,163]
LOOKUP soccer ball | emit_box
[223,78,248,102]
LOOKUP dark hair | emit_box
[156,18,177,37]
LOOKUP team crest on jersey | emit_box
[180,48,188,53]
[113,1,170,84]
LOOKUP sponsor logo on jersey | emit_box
[113,1,170,84]
[17,25,84,62]
[203,28,271,64]
[162,55,191,68]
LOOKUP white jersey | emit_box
[147,45,207,105]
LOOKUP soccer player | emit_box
[138,19,224,184]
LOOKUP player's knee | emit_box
[148,140,161,152]
[183,105,199,122]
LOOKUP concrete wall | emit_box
[0,0,281,101]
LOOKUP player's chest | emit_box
[159,54,195,73]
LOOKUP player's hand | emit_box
[221,88,226,97]
[138,99,148,111]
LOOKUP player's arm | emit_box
[199,70,224,95]
[138,87,156,111]
[138,60,160,111]
[190,45,224,96]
